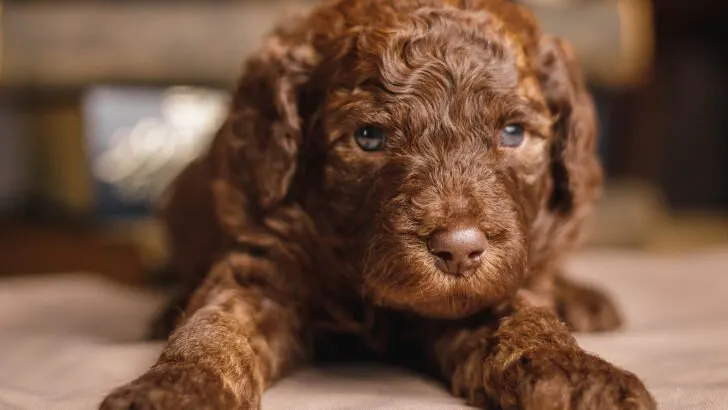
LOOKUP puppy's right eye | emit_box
[500,124,526,148]
[354,126,387,151]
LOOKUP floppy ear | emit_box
[211,32,318,225]
[537,36,603,218]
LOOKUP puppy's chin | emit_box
[376,289,500,319]
[362,234,527,319]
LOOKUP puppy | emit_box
[101,0,656,408]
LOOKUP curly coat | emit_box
[101,1,656,409]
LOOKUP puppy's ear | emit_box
[213,32,318,215]
[537,36,602,216]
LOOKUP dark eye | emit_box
[354,125,387,151]
[500,124,526,147]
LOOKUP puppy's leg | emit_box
[554,273,623,332]
[432,297,655,410]
[100,253,307,410]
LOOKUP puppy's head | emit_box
[216,1,601,318]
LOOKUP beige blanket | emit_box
[1,248,727,410]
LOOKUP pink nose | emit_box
[428,225,487,277]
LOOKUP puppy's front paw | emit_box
[500,349,655,410]
[100,365,254,410]
[100,383,178,410]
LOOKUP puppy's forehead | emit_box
[324,6,547,127]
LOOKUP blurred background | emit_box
[0,0,726,286]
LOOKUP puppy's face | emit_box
[306,9,555,318]
[221,1,597,320]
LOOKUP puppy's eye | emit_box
[354,125,387,151]
[500,124,526,147]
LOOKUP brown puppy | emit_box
[101,0,655,409]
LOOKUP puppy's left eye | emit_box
[354,125,387,152]
[500,124,526,147]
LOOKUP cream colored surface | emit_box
[0,247,727,410]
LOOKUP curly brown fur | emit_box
[101,1,655,409]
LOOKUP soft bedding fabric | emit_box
[0,248,727,410]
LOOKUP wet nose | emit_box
[428,225,487,277]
